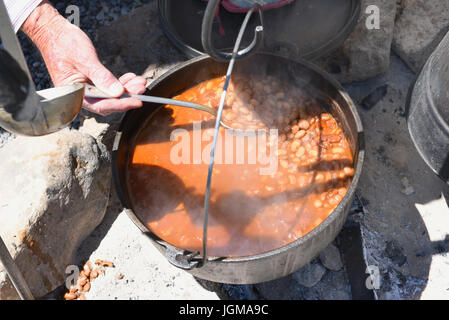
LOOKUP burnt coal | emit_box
[360,85,388,110]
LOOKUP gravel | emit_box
[0,127,14,148]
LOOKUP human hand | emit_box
[22,1,146,115]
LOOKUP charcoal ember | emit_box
[360,85,388,110]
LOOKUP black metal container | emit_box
[408,31,449,182]
[112,53,364,284]
[158,0,361,61]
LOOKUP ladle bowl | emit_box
[0,83,85,136]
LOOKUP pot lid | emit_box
[158,0,361,61]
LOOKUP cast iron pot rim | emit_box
[112,53,365,264]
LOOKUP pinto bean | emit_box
[90,269,99,280]
[280,160,289,169]
[77,277,87,287]
[291,141,300,152]
[314,200,323,208]
[291,125,299,134]
[83,262,92,277]
[64,292,77,300]
[296,146,306,157]
[288,175,296,185]
[323,134,341,143]
[295,130,306,139]
[298,119,310,130]
[309,149,319,157]
[332,147,345,154]
[343,167,355,176]
[83,282,91,293]
[275,92,285,99]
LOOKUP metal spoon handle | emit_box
[83,84,234,129]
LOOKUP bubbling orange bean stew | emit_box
[127,74,354,257]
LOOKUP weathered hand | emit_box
[22,1,146,115]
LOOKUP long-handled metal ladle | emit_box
[84,84,235,130]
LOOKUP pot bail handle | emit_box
[164,245,201,270]
[201,0,264,61]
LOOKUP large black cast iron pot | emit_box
[112,53,364,284]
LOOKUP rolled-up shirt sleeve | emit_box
[3,0,43,33]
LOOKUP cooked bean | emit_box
[77,277,87,287]
[90,269,99,280]
[309,149,318,157]
[296,146,305,157]
[332,147,345,154]
[83,262,92,277]
[298,119,309,130]
[314,200,323,208]
[64,292,77,300]
[323,134,341,143]
[295,130,306,139]
[343,167,355,176]
[291,141,300,152]
[288,175,296,185]
[83,282,91,293]
[275,92,285,99]
[280,160,289,169]
[263,84,272,93]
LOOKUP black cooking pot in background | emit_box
[112,53,364,284]
[408,31,449,183]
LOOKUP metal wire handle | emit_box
[200,6,259,267]
[201,0,264,62]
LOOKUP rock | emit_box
[79,117,110,142]
[0,128,110,299]
[393,0,449,72]
[292,262,326,288]
[400,177,415,196]
[78,116,117,151]
[315,0,398,83]
[320,271,352,300]
[319,243,343,271]
[95,2,187,83]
